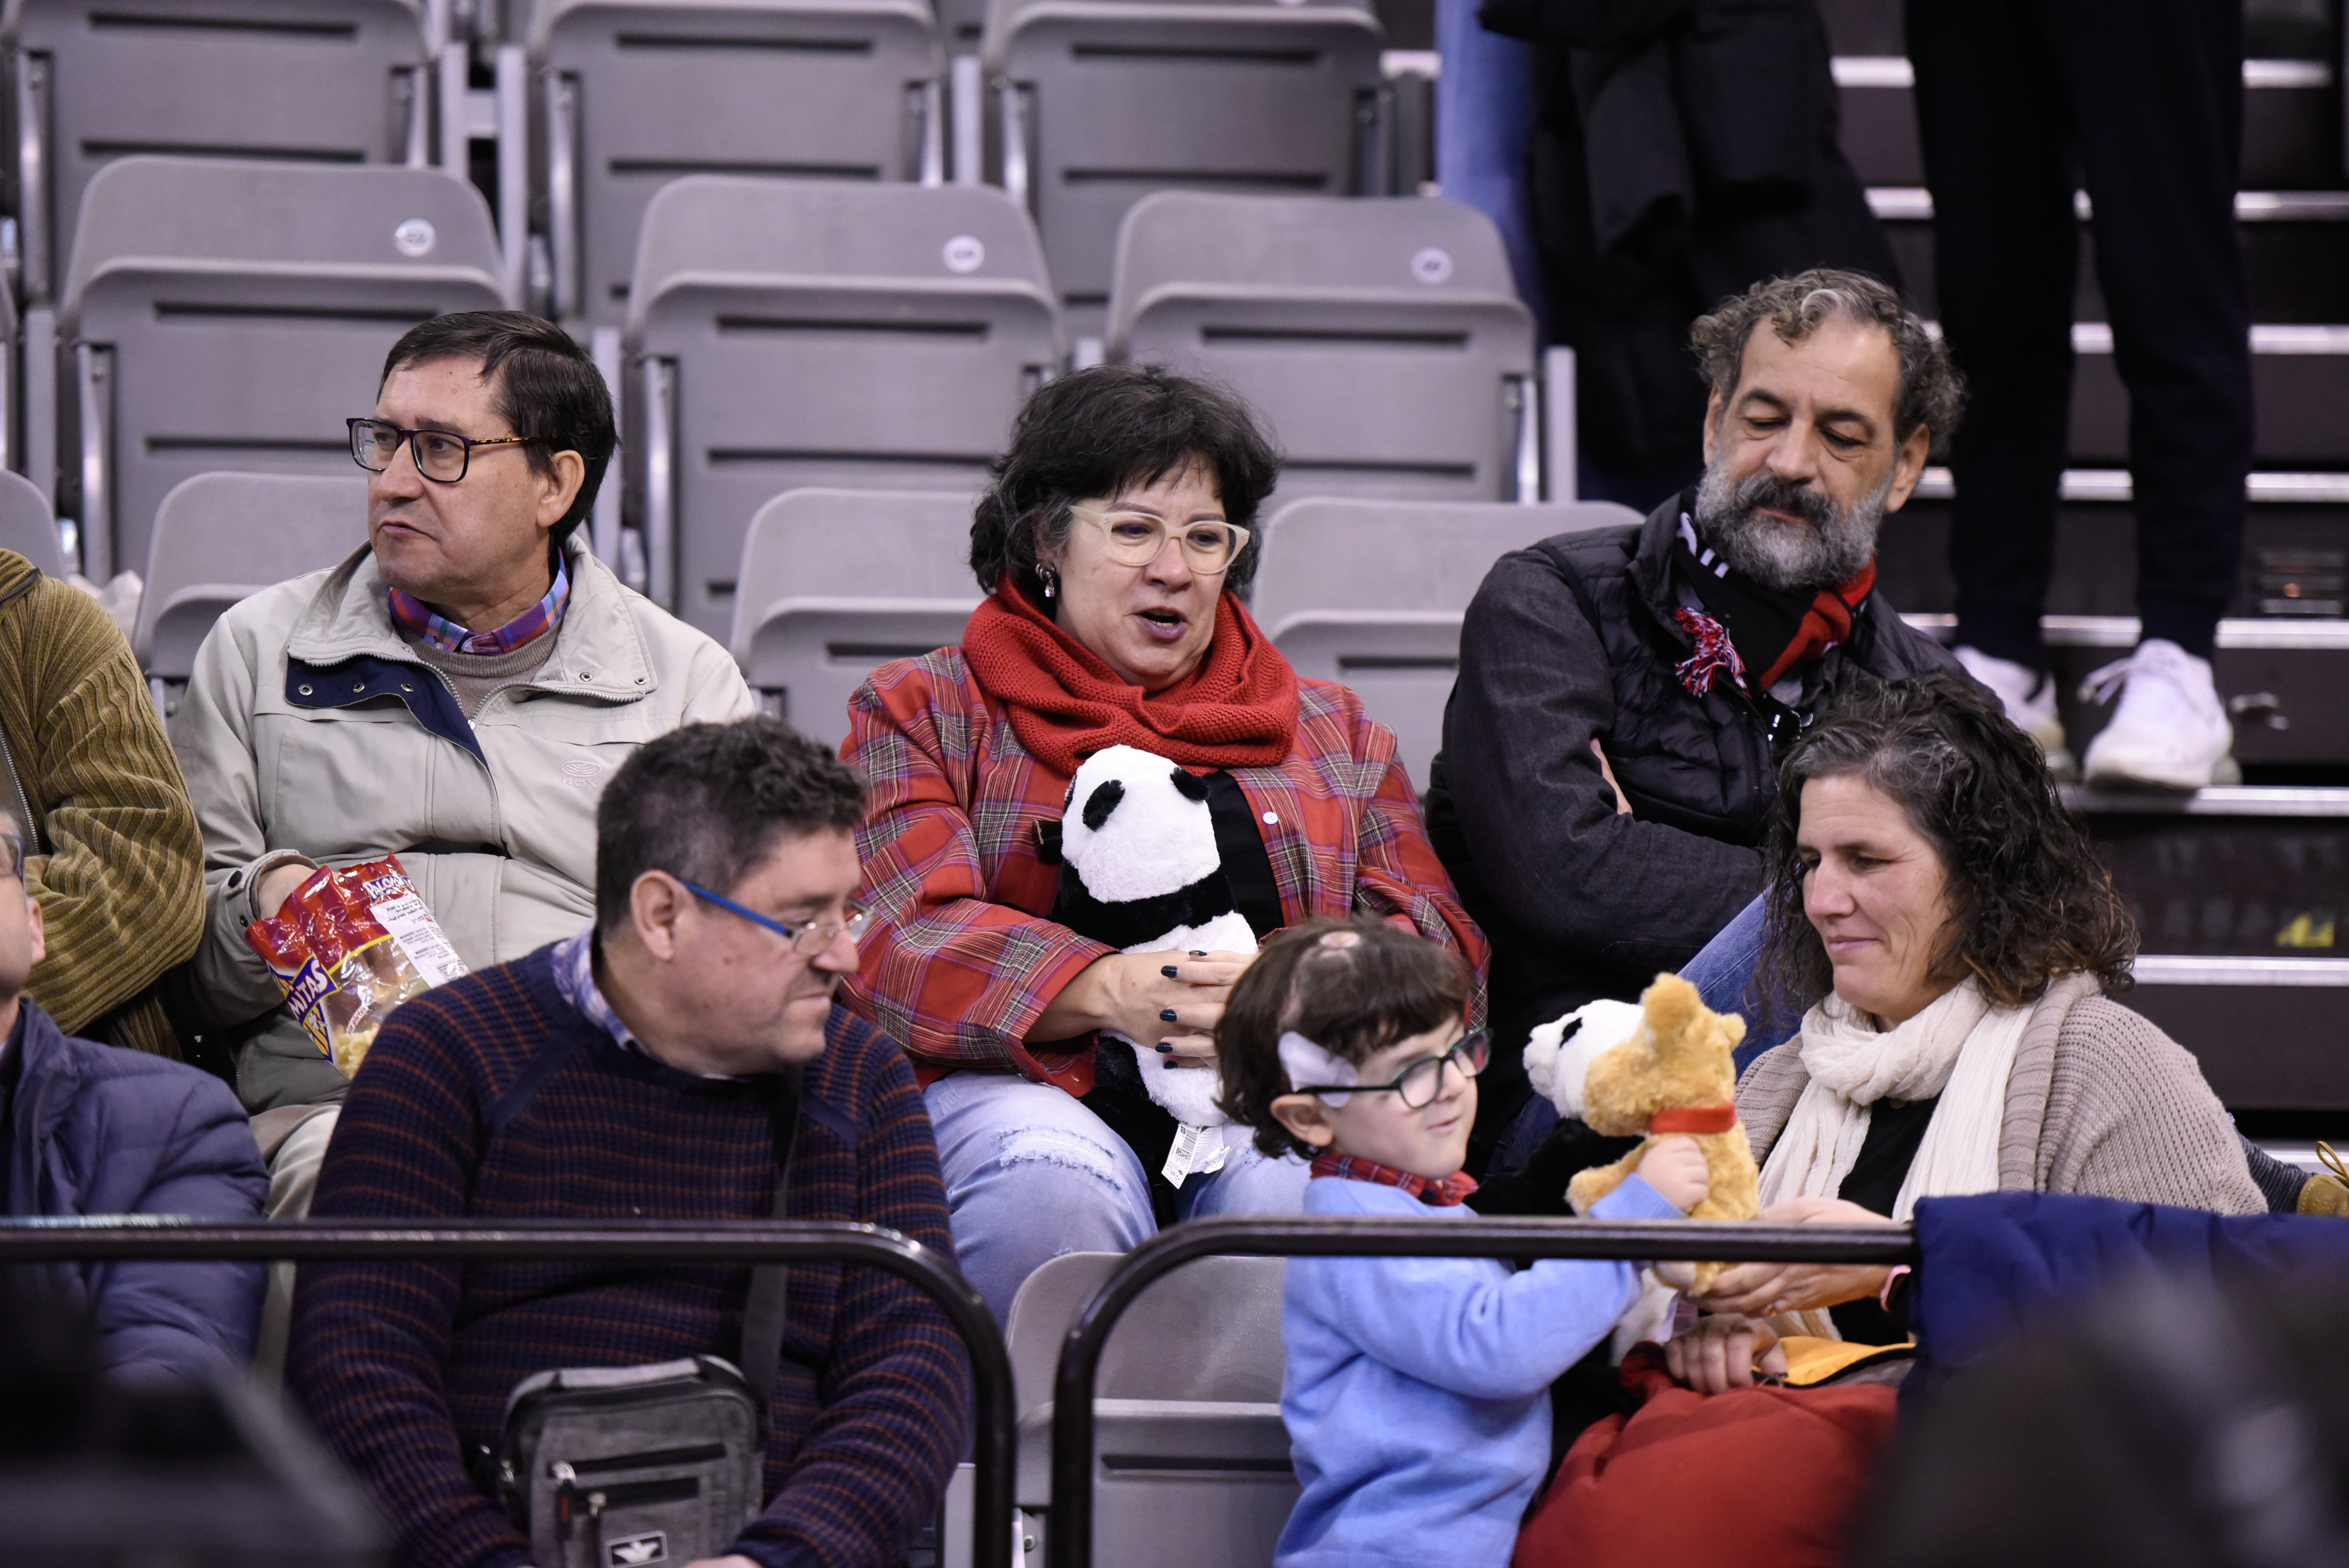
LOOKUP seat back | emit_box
[533,0,945,328]
[1110,191,1536,504]
[982,0,1383,342]
[59,157,506,584]
[629,176,1060,637]
[1004,1251,1296,1565]
[729,487,980,747]
[1251,496,1641,789]
[134,472,369,697]
[7,0,430,305]
[0,471,64,579]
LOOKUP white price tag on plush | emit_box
[1162,1122,1232,1187]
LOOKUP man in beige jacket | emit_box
[173,311,753,1218]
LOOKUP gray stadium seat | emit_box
[626,176,1060,636]
[5,0,433,307]
[1109,192,1540,504]
[980,0,1386,344]
[57,157,507,585]
[1004,1251,1295,1568]
[531,0,947,329]
[1251,496,1641,789]
[134,472,369,718]
[729,488,979,749]
[0,470,64,579]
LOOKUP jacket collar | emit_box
[285,531,659,704]
[7,1000,77,1217]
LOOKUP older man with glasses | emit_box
[171,311,752,1226]
[289,717,967,1568]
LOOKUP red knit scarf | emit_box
[1310,1150,1480,1207]
[961,580,1300,777]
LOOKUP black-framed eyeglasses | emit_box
[1295,1030,1490,1109]
[682,882,872,958]
[348,418,540,484]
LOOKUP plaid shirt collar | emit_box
[388,554,570,656]
[550,925,744,1082]
[1309,1150,1479,1206]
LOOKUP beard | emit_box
[1692,457,1894,593]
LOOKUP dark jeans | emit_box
[1909,0,2253,665]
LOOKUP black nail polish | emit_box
[1161,965,1178,978]
[1155,1043,1173,1054]
[1159,1009,1178,1022]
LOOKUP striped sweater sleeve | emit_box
[736,1030,972,1568]
[0,567,205,1036]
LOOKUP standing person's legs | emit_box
[1435,0,1547,328]
[2053,0,2251,663]
[924,1073,1155,1326]
[1909,0,2079,694]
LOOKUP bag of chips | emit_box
[246,856,469,1077]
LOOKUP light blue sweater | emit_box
[1274,1172,1682,1568]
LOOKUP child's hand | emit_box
[1635,1135,1711,1214]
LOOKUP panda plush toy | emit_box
[1050,744,1258,1181]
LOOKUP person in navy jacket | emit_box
[0,807,267,1380]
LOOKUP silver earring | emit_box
[1040,567,1056,600]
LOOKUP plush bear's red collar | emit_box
[1647,1104,1739,1135]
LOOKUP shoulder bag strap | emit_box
[738,1064,804,1420]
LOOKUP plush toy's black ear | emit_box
[1168,767,1209,802]
[1082,778,1126,830]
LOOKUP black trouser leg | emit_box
[2047,0,2251,660]
[1909,0,2078,672]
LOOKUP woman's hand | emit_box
[1663,1312,1787,1394]
[1030,949,1257,1065]
[1633,1135,1711,1213]
[1681,1197,1896,1318]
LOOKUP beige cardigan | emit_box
[1736,973,2265,1216]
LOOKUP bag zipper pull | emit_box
[551,1461,579,1539]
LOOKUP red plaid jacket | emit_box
[841,647,1487,1093]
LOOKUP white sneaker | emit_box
[2078,638,2235,790]
[1954,645,2073,776]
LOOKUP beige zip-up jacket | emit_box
[174,533,753,1112]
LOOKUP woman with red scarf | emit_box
[843,366,1486,1321]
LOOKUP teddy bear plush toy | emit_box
[1049,744,1257,1180]
[1524,972,1760,1289]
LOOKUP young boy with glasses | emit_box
[1217,918,1710,1568]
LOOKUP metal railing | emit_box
[0,1217,1016,1568]
[1046,1215,1922,1568]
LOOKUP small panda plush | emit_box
[1051,744,1256,1135]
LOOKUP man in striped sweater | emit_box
[288,717,968,1568]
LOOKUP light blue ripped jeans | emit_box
[925,1072,1312,1325]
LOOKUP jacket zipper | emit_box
[0,721,38,855]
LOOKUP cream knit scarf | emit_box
[1756,976,2034,1338]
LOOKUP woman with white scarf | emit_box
[1665,674,2263,1395]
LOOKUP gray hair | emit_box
[1690,269,1964,446]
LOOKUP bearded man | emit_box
[1426,269,1973,1172]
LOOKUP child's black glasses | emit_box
[1295,1030,1489,1109]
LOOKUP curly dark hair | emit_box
[1754,673,2136,1017]
[967,363,1281,603]
[1218,917,1473,1159]
[1690,269,1964,447]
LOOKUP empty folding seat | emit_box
[729,487,980,748]
[4,0,432,306]
[57,157,507,584]
[1005,1251,1296,1566]
[533,0,946,328]
[1250,497,1641,789]
[982,0,1385,344]
[1109,192,1541,505]
[627,176,1060,636]
[0,470,64,578]
[133,472,370,718]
